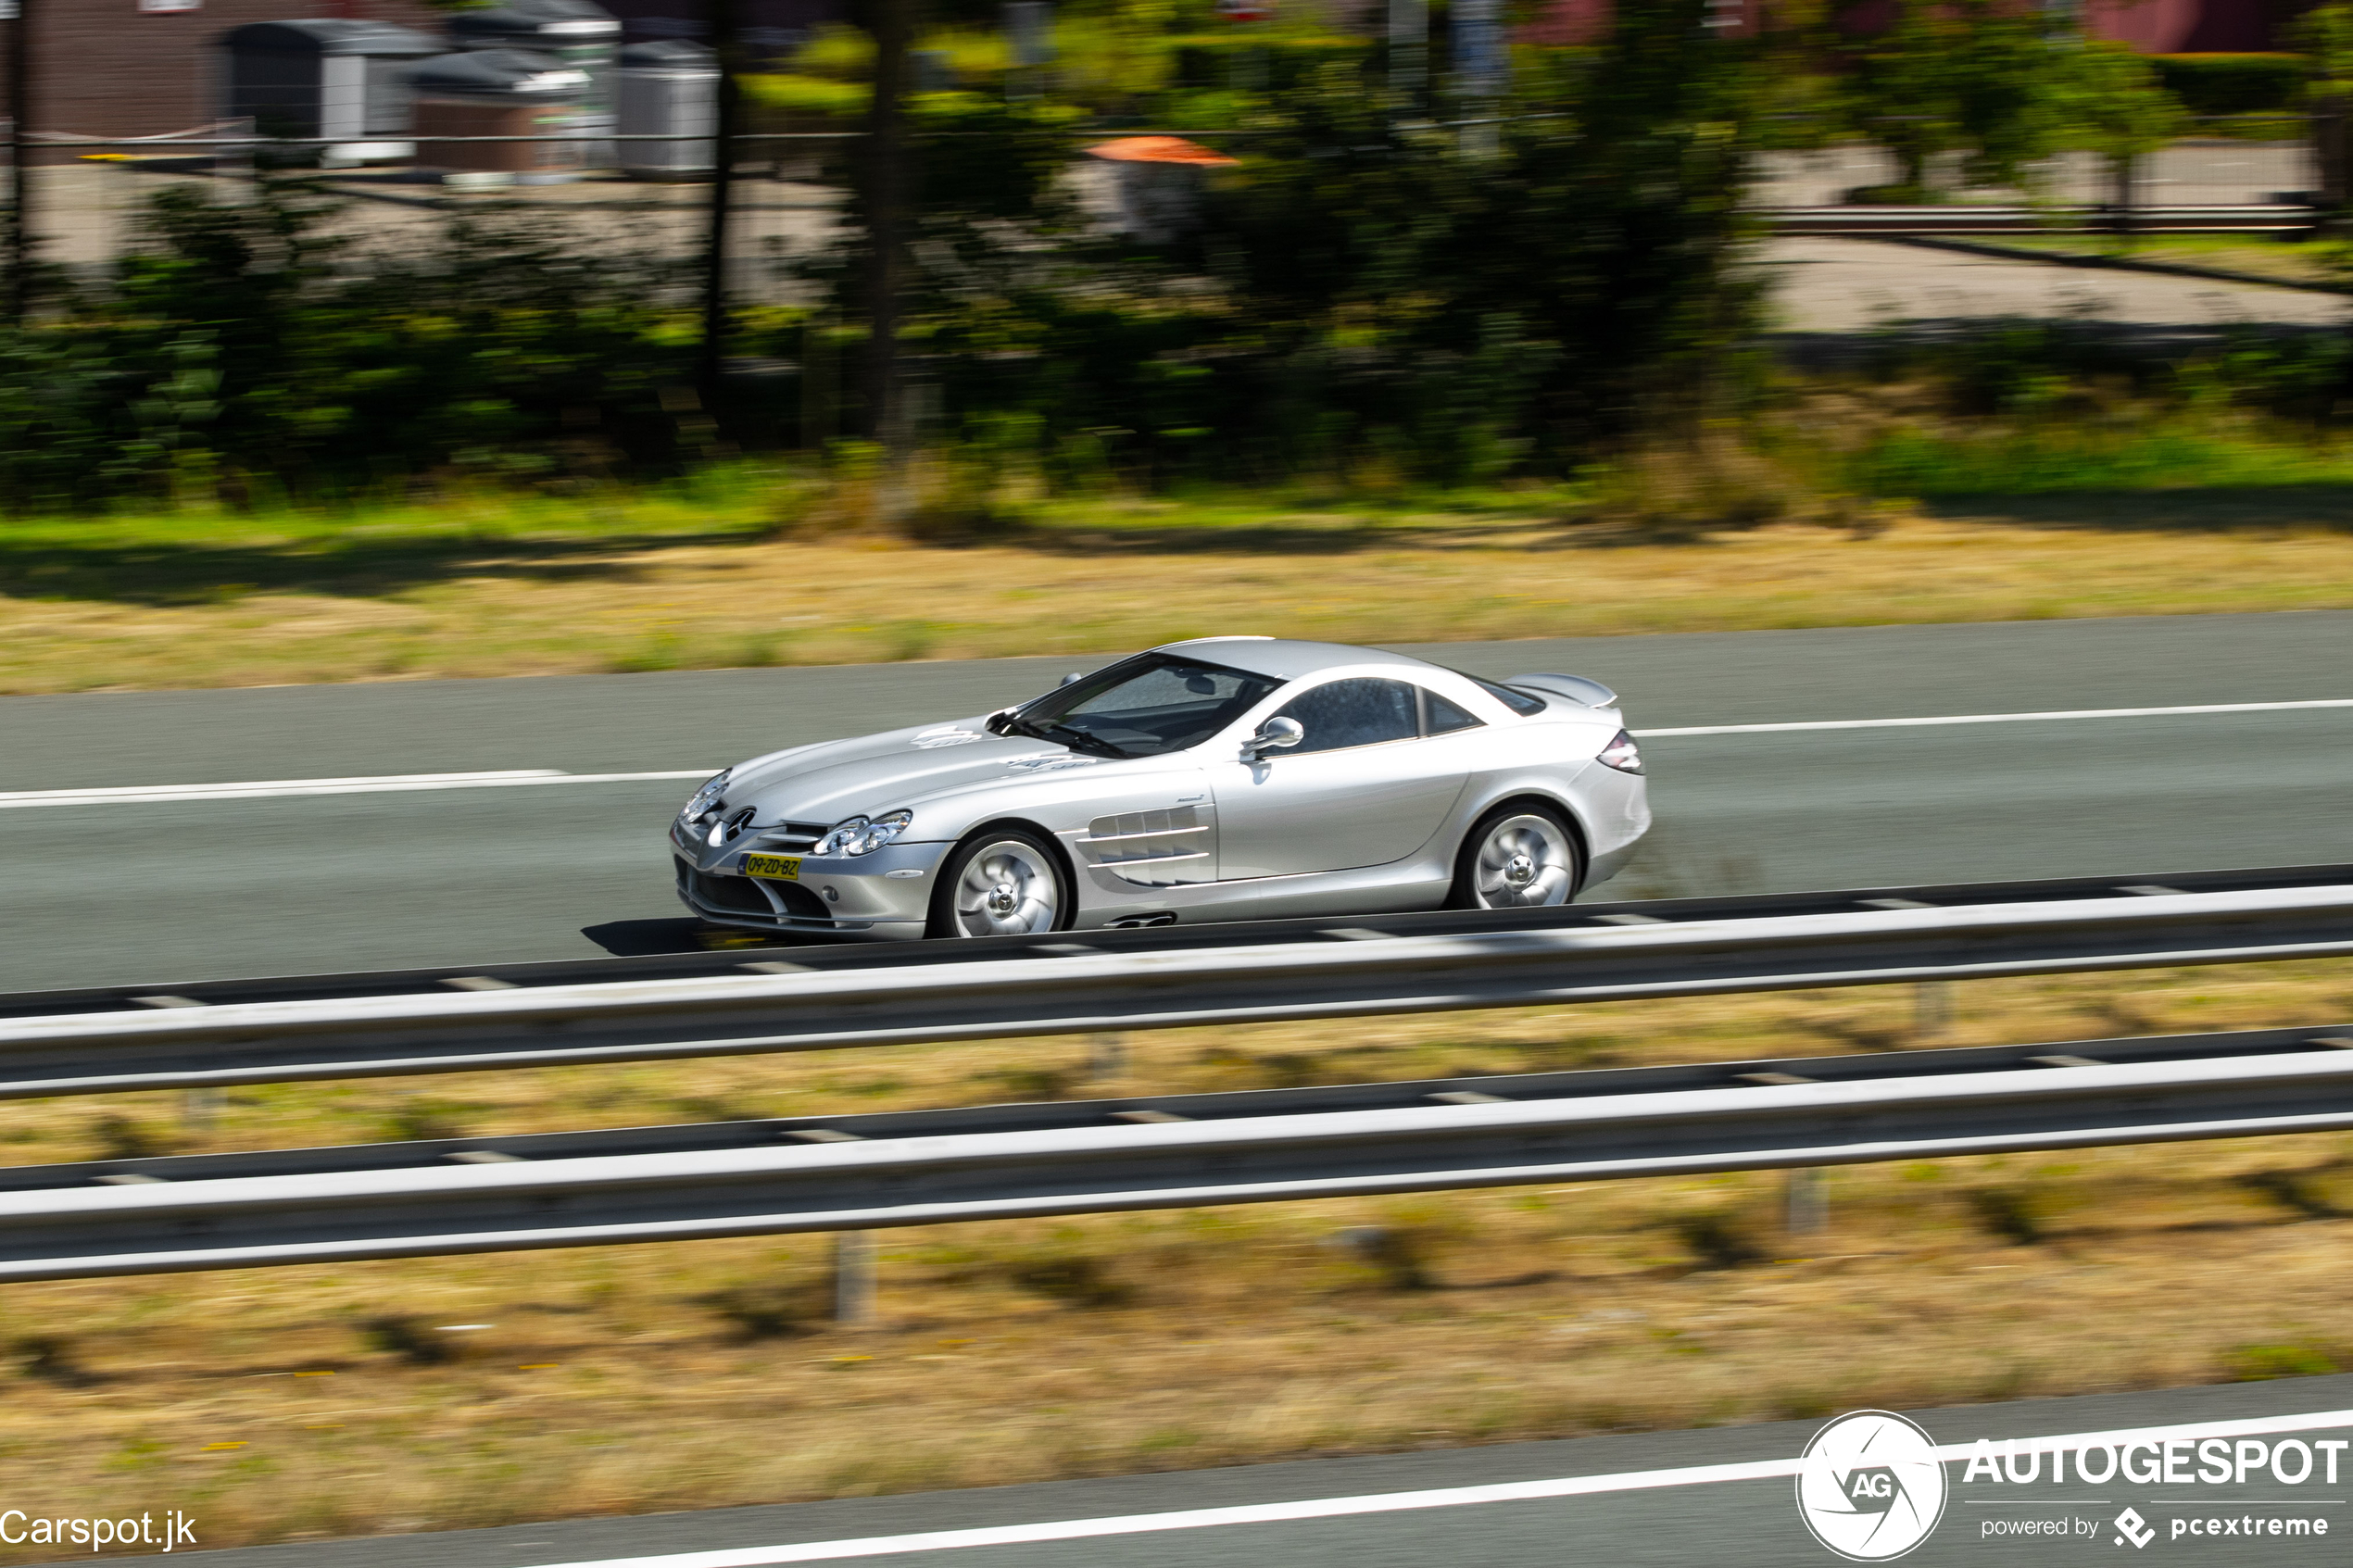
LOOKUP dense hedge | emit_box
[0,189,721,510]
[2150,53,2309,117]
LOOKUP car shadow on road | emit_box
[580,918,816,958]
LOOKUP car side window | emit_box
[1421,688,1483,735]
[1270,678,1419,755]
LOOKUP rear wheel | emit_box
[1450,804,1581,909]
[929,829,1072,938]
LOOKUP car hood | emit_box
[725,717,1113,827]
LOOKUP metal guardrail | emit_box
[4,876,2353,1098]
[5,1024,2350,1281]
[1763,205,2319,234]
[33,1022,2348,1189]
[15,862,2353,1023]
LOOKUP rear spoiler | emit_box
[1506,672,1619,709]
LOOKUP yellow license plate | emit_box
[742,853,802,881]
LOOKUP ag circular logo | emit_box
[1795,1410,1948,1561]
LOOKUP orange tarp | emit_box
[1083,135,1241,167]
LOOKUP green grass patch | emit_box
[0,466,787,556]
[1966,232,2353,288]
[1845,420,2353,498]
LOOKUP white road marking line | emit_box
[515,1407,2353,1567]
[13,695,2351,807]
[0,771,720,809]
[1636,698,2353,739]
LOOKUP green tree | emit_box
[2293,4,2353,209]
[1837,0,2080,202]
[2053,40,2185,222]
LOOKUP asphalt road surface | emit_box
[105,1374,2353,1568]
[6,610,2353,994]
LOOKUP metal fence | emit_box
[0,119,2327,293]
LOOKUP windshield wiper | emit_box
[1034,721,1130,759]
[996,710,1128,759]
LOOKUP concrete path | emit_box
[1763,235,2353,333]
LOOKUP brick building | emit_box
[2,0,447,143]
[0,0,2303,145]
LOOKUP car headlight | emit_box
[815,809,912,857]
[1596,730,1643,775]
[812,816,868,855]
[681,769,731,821]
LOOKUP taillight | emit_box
[1596,730,1643,775]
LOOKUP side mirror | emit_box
[984,709,1015,735]
[1241,715,1303,761]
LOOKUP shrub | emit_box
[1007,1253,1135,1307]
[700,1283,823,1339]
[2151,53,2309,117]
[91,1114,172,1161]
[360,1315,464,1365]
[2228,1341,2341,1381]
[1671,1210,1766,1269]
[12,1336,94,1386]
[1968,1186,2048,1245]
[1328,1223,1439,1288]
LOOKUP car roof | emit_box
[1153,637,1449,682]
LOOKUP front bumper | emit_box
[672,827,948,941]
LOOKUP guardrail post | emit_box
[833,1230,875,1324]
[1088,1032,1126,1080]
[1786,1167,1828,1236]
[1916,980,1954,1041]
[181,1086,221,1133]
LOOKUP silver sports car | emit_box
[671,637,1650,941]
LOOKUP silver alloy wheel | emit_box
[1471,813,1576,908]
[948,838,1062,936]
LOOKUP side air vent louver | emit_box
[1080,806,1211,886]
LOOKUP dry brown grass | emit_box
[1,960,2352,1556]
[8,503,2353,695]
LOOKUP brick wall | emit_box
[3,0,450,144]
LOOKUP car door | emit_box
[1208,677,1470,879]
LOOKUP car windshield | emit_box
[1014,653,1282,759]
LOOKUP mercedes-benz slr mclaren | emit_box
[670,637,1650,940]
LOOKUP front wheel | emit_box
[929,828,1072,938]
[1449,804,1581,909]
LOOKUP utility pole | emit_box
[862,0,912,489]
[7,0,32,324]
[697,0,742,408]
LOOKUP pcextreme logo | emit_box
[1797,1411,1951,1562]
